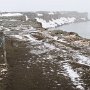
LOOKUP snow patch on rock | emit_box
[63,63,84,90]
[77,54,90,66]
[37,13,43,16]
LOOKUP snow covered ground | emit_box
[0,15,90,90]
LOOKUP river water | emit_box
[57,21,90,39]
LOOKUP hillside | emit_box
[0,12,90,90]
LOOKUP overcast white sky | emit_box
[0,0,90,12]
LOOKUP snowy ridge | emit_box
[0,13,23,17]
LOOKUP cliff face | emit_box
[23,11,89,28]
[0,12,90,90]
[0,11,89,28]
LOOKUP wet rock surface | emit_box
[0,15,90,90]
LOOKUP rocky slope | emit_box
[0,12,90,90]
